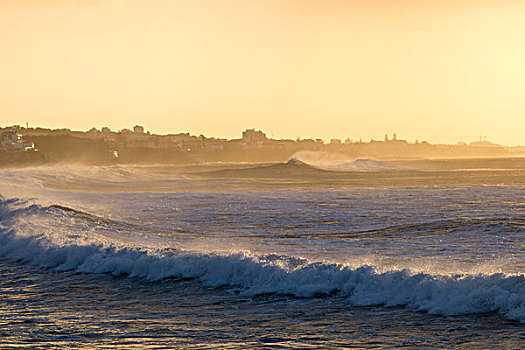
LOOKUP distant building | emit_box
[469,140,501,148]
[242,128,267,142]
[241,129,268,148]
[101,127,111,133]
[133,125,145,134]
[0,132,36,152]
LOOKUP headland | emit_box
[1,125,524,168]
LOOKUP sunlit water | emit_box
[1,162,525,348]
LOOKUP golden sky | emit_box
[1,0,525,145]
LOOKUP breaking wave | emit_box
[288,151,407,171]
[1,197,525,323]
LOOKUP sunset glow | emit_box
[1,0,525,145]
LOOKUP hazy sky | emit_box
[1,0,525,145]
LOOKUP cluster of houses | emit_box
[83,125,227,151]
[0,124,433,155]
[0,124,285,158]
[82,125,272,151]
[2,124,520,162]
[0,131,36,152]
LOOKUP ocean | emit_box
[1,158,525,348]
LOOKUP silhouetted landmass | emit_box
[1,125,524,168]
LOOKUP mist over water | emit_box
[287,151,406,171]
[1,160,525,348]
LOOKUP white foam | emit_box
[288,151,406,171]
[1,197,525,323]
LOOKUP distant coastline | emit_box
[1,125,524,168]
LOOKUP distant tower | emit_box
[26,122,28,129]
[393,133,397,141]
[384,134,389,142]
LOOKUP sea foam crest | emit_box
[1,197,525,322]
[287,151,406,171]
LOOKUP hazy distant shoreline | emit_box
[2,126,525,168]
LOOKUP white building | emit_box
[0,132,36,152]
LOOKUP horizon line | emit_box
[2,124,523,148]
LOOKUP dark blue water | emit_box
[1,164,525,348]
[2,262,525,349]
